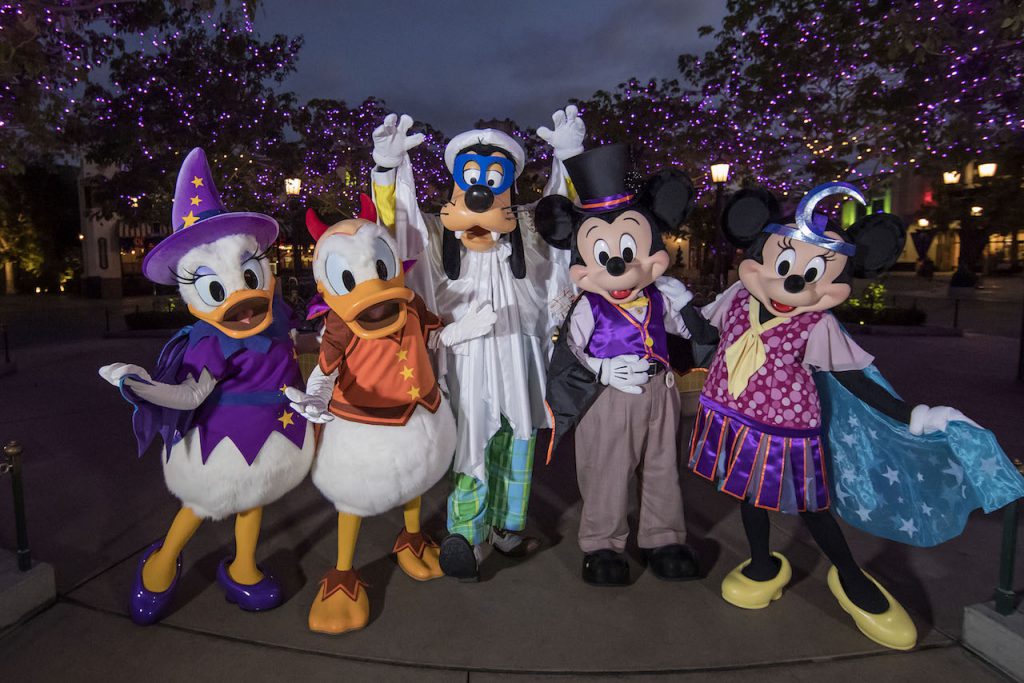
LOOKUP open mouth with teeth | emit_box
[355,300,403,332]
[456,226,501,243]
[769,299,797,314]
[218,296,271,332]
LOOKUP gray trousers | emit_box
[574,372,687,553]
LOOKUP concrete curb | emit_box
[963,602,1024,681]
[0,552,56,630]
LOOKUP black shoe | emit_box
[582,549,630,586]
[489,528,542,559]
[439,534,479,582]
[646,543,700,581]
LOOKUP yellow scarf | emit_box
[723,296,790,398]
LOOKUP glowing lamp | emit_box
[917,218,929,228]
[970,206,983,217]
[977,162,997,178]
[943,171,961,185]
[284,178,302,196]
[710,160,730,184]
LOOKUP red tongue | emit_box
[770,300,796,313]
[237,309,254,324]
[610,289,632,300]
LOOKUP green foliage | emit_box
[836,283,926,325]
[844,281,888,312]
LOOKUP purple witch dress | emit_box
[119,297,314,520]
[687,285,872,514]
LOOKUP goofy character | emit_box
[99,148,314,624]
[284,199,494,634]
[536,144,701,585]
[369,108,582,580]
[682,182,1024,650]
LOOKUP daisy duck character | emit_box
[284,198,494,634]
[535,144,702,586]
[682,182,1024,650]
[368,108,581,580]
[99,148,315,625]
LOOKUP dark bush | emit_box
[833,305,927,326]
[125,310,194,330]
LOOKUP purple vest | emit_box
[584,286,670,365]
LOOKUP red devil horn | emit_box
[358,193,378,223]
[305,208,330,241]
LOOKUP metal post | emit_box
[2,441,30,571]
[994,458,1024,615]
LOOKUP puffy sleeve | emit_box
[318,311,354,374]
[699,281,744,330]
[566,296,596,364]
[803,314,874,372]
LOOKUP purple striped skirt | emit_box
[687,395,830,514]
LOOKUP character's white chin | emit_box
[454,231,464,239]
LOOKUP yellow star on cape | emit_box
[277,410,295,428]
[181,210,199,228]
[400,366,414,380]
[191,176,204,188]
[407,386,421,400]
[190,195,202,206]
[396,349,409,362]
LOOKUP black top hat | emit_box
[564,144,636,213]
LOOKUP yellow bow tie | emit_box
[723,296,790,398]
[619,296,649,310]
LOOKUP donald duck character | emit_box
[99,148,315,625]
[285,198,495,634]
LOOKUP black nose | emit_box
[784,275,805,293]
[464,185,494,213]
[606,257,626,277]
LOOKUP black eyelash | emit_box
[171,266,200,285]
[821,252,837,262]
[251,245,273,262]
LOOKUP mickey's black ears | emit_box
[442,229,461,280]
[847,213,906,278]
[639,168,694,231]
[721,188,781,248]
[534,195,575,250]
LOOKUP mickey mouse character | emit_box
[536,144,701,586]
[683,182,1024,650]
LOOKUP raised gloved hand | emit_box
[586,354,650,395]
[99,363,216,410]
[537,105,586,161]
[431,305,498,349]
[285,365,337,424]
[655,275,694,311]
[909,404,981,435]
[372,113,425,169]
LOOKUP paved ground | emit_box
[0,305,1022,679]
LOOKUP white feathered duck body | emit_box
[289,197,468,635]
[100,147,314,625]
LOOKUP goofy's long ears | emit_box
[306,209,330,241]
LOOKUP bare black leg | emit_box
[799,510,888,614]
[739,502,781,581]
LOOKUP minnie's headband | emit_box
[763,182,865,257]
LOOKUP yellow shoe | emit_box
[721,552,792,609]
[308,568,370,635]
[827,566,917,651]
[393,529,443,581]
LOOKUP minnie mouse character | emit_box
[535,144,701,586]
[684,182,1024,650]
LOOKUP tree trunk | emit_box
[3,260,14,295]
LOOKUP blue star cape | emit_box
[815,365,1024,547]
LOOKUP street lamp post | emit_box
[283,178,302,274]
[945,161,996,288]
[710,159,731,291]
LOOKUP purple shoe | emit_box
[129,541,181,626]
[216,559,283,611]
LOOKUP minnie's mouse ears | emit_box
[639,169,694,232]
[847,213,906,278]
[721,188,781,248]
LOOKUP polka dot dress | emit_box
[703,288,825,430]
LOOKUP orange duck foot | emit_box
[393,529,443,581]
[308,568,370,635]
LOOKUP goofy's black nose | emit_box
[606,256,626,277]
[464,185,495,213]
[784,275,806,293]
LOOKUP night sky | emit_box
[255,0,728,134]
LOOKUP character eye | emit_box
[373,237,397,280]
[325,251,357,294]
[593,239,610,266]
[241,258,264,289]
[193,272,227,306]
[485,165,504,188]
[462,163,480,186]
[803,256,827,283]
[775,248,796,277]
[619,234,637,263]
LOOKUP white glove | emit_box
[655,275,694,311]
[537,105,585,161]
[285,366,337,423]
[586,354,650,395]
[99,363,216,410]
[909,404,981,435]
[372,113,424,169]
[432,305,498,349]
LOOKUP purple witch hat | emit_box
[142,148,279,285]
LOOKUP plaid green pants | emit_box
[447,415,536,545]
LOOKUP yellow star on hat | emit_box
[181,210,199,228]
